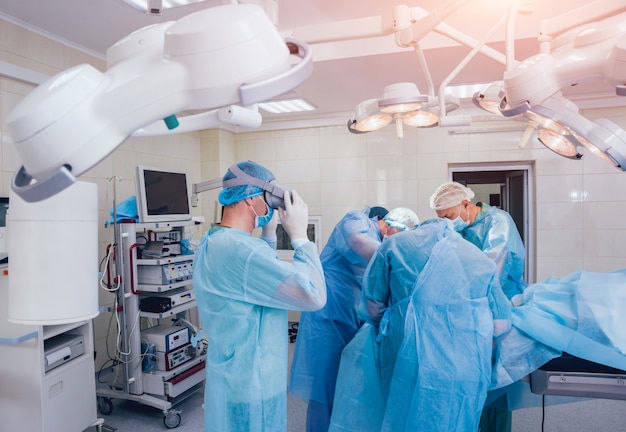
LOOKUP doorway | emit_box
[449,162,535,284]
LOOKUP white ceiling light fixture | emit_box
[259,98,316,114]
[470,2,626,169]
[347,82,458,138]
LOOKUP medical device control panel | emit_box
[142,324,190,352]
[141,324,195,371]
[156,343,196,371]
[138,260,193,285]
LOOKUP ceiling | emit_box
[0,0,624,129]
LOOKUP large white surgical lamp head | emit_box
[7,3,313,203]
[347,82,448,138]
[489,11,626,169]
[502,12,626,110]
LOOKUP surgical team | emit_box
[192,160,626,432]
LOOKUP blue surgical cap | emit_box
[218,160,276,205]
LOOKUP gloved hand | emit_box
[261,210,278,239]
[278,190,309,241]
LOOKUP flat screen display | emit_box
[136,166,192,223]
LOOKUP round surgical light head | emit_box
[472,81,505,115]
[378,82,428,114]
[526,109,571,135]
[402,109,439,127]
[351,98,392,132]
[572,118,626,169]
[537,129,583,159]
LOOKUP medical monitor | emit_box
[136,166,192,223]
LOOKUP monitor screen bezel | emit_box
[135,165,192,223]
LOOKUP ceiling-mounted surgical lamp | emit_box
[347,99,393,134]
[505,92,626,167]
[7,3,313,203]
[472,81,506,116]
[503,12,626,110]
[470,9,626,169]
[378,82,429,114]
[573,118,626,168]
[347,82,457,138]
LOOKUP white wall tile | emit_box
[536,229,583,257]
[320,156,368,182]
[536,202,583,230]
[367,154,417,181]
[583,201,626,230]
[535,175,584,203]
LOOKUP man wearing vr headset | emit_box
[192,160,327,432]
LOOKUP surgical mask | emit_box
[450,205,469,232]
[451,216,469,232]
[250,200,274,228]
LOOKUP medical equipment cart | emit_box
[0,264,102,432]
[96,220,206,429]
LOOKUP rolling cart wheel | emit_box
[164,412,182,429]
[97,397,114,415]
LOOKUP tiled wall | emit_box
[2,17,626,373]
[235,112,626,282]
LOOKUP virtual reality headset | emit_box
[222,163,292,209]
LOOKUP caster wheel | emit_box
[164,412,182,429]
[97,397,114,415]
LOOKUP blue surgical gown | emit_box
[289,210,382,411]
[462,203,527,300]
[192,225,326,432]
[329,218,512,432]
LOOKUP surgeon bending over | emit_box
[192,160,327,432]
[290,206,419,432]
[430,181,526,432]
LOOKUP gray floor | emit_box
[88,336,306,432]
[88,336,626,432]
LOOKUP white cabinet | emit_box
[0,266,99,432]
[96,221,205,428]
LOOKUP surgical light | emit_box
[348,99,393,133]
[471,81,505,115]
[572,118,626,168]
[537,129,583,159]
[402,109,439,128]
[466,7,626,170]
[347,83,457,137]
[378,82,428,114]
[7,3,313,203]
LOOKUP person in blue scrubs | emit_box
[192,160,327,432]
[429,181,527,301]
[328,218,511,432]
[289,206,419,432]
[430,181,527,432]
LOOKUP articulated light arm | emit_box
[7,4,313,203]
